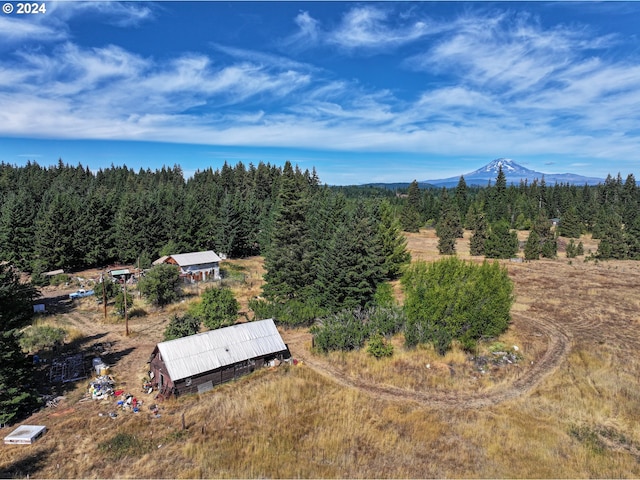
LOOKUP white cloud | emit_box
[283,5,430,53]
[0,16,66,43]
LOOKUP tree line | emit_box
[398,168,640,260]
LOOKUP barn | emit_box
[149,319,290,399]
[153,250,221,282]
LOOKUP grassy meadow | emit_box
[1,229,640,478]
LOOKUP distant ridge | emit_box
[422,158,604,188]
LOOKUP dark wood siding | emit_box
[167,349,290,398]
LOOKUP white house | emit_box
[153,250,221,282]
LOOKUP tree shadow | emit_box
[0,449,50,478]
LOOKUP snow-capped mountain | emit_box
[422,158,603,187]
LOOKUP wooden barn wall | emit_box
[149,354,175,393]
[173,349,290,397]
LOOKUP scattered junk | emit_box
[3,425,47,445]
[149,318,291,399]
[33,303,45,313]
[89,375,115,400]
[92,357,110,376]
[49,353,86,383]
[470,345,522,374]
[42,395,66,408]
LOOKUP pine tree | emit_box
[558,206,582,238]
[469,211,488,256]
[400,180,422,232]
[0,263,40,425]
[376,200,411,279]
[314,202,385,312]
[524,229,541,260]
[485,220,519,259]
[263,162,314,302]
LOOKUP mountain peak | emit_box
[469,158,534,176]
[420,158,604,187]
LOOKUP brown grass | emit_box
[2,234,640,478]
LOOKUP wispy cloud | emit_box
[283,5,430,53]
[0,16,66,43]
[1,4,640,178]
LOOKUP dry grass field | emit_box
[2,230,640,478]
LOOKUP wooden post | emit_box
[101,272,107,321]
[181,412,186,430]
[124,277,129,336]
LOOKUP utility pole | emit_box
[124,276,129,337]
[101,272,107,321]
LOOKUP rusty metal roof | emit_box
[156,319,286,381]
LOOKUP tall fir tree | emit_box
[0,263,40,425]
[524,229,541,260]
[436,191,460,255]
[262,161,314,302]
[469,210,488,256]
[400,180,422,232]
[375,200,411,280]
[485,220,519,259]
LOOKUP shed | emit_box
[154,250,221,282]
[149,319,289,398]
[4,425,47,445]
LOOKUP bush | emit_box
[19,325,66,353]
[189,287,238,330]
[49,273,70,287]
[138,264,181,307]
[311,310,370,352]
[311,307,405,352]
[402,257,514,355]
[164,313,200,340]
[114,291,133,317]
[367,333,394,358]
[249,298,326,327]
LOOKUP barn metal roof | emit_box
[169,250,221,267]
[156,319,286,381]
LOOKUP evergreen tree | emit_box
[488,166,509,222]
[485,220,519,259]
[0,263,40,425]
[262,161,314,301]
[454,176,470,226]
[400,180,422,232]
[566,239,579,258]
[375,200,411,280]
[524,229,541,260]
[469,211,488,256]
[558,206,582,238]
[34,192,83,271]
[314,202,385,312]
[532,212,557,258]
[596,215,628,259]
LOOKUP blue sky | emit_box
[1,1,640,185]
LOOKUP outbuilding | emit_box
[153,250,221,282]
[149,319,290,399]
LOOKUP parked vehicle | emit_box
[69,289,94,300]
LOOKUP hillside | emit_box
[2,233,640,478]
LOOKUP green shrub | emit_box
[367,333,394,358]
[189,287,238,330]
[49,274,70,287]
[164,313,200,340]
[402,257,514,355]
[19,325,66,353]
